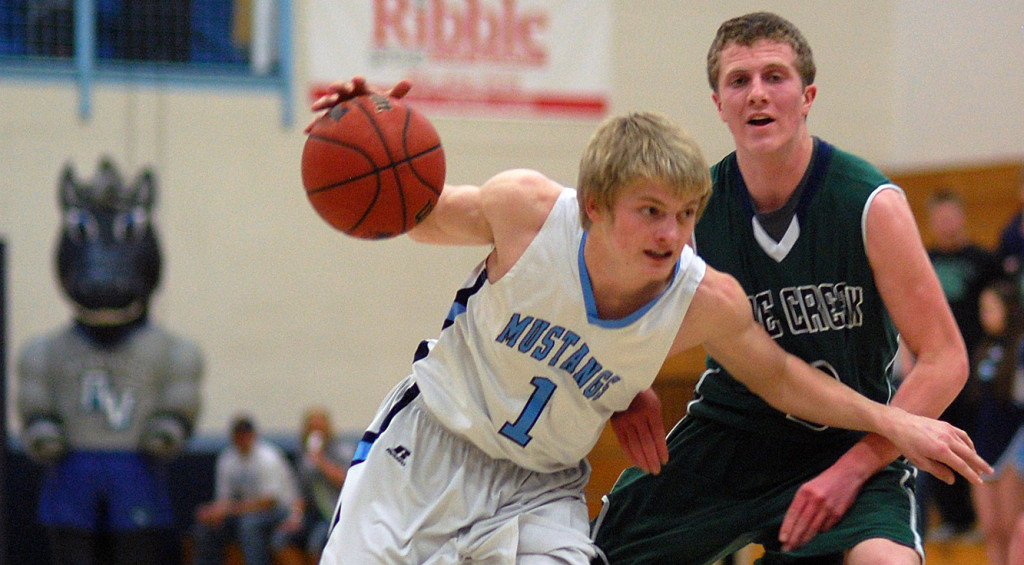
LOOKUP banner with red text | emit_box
[308,0,611,118]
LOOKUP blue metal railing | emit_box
[0,0,294,126]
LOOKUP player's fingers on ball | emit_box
[388,80,413,99]
[333,77,363,97]
[646,456,661,475]
[310,94,339,112]
[322,79,347,92]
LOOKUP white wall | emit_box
[891,0,1024,168]
[2,1,1021,435]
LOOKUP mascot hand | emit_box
[24,419,66,464]
[141,416,187,460]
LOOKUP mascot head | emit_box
[56,157,161,328]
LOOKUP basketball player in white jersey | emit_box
[307,78,990,564]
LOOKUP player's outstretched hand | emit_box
[610,388,669,474]
[305,76,413,133]
[884,407,993,484]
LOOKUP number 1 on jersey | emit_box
[500,377,556,447]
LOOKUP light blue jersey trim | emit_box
[577,231,680,328]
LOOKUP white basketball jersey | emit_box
[413,189,705,472]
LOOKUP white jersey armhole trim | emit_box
[862,183,905,249]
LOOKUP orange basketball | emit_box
[301,94,445,239]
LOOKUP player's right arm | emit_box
[307,76,563,261]
[409,170,563,279]
[406,182,491,246]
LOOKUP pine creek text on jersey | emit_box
[750,282,865,339]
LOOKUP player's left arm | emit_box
[778,187,970,550]
[846,187,968,459]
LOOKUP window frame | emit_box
[0,0,295,126]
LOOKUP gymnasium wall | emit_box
[1,1,1022,436]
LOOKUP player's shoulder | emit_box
[483,169,563,207]
[675,265,750,351]
[821,142,889,192]
[482,169,566,235]
[694,266,748,317]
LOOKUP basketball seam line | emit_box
[305,145,443,195]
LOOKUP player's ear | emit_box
[583,194,603,225]
[801,84,817,118]
[711,91,723,115]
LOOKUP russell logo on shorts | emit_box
[386,445,411,466]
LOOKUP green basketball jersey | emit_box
[690,139,899,444]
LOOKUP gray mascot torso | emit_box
[17,158,203,564]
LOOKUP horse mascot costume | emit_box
[17,157,204,565]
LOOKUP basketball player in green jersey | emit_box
[592,12,969,565]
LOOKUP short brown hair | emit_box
[926,187,964,210]
[707,12,816,91]
[231,415,255,435]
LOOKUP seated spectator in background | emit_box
[997,170,1024,279]
[272,407,354,562]
[192,414,298,565]
[971,280,1024,565]
[920,188,1002,538]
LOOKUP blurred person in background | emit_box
[272,407,353,563]
[918,188,1001,539]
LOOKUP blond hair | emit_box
[576,112,711,229]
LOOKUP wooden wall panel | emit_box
[888,161,1022,249]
